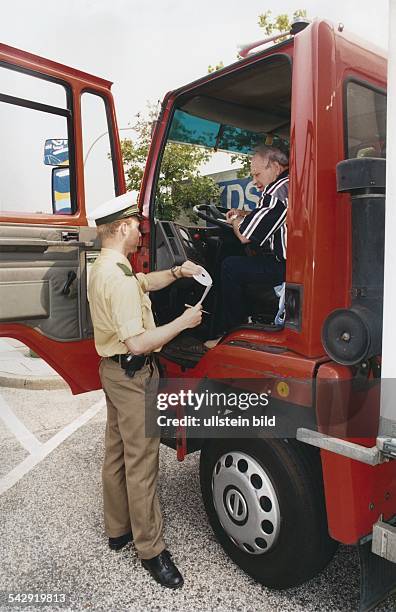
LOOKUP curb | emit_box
[0,373,69,391]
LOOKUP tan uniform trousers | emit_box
[99,358,165,560]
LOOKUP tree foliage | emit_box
[121,107,155,193]
[208,61,224,74]
[210,9,308,70]
[258,9,307,36]
[121,104,220,221]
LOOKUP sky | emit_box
[0,0,389,128]
[0,0,390,213]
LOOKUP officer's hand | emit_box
[179,304,203,329]
[179,260,204,278]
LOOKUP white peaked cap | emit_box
[87,191,143,226]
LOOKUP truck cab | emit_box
[0,19,394,610]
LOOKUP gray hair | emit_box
[253,144,289,167]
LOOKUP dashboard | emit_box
[155,220,213,270]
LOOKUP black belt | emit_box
[109,353,153,377]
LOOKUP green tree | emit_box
[209,9,308,70]
[121,104,220,221]
[257,9,307,36]
[207,61,224,74]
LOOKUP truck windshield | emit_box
[168,109,288,155]
[155,54,292,222]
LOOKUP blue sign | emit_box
[44,139,69,166]
[217,177,261,211]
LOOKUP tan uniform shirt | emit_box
[88,248,157,357]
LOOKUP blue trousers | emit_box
[221,255,286,330]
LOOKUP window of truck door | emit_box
[0,63,76,216]
[81,91,117,218]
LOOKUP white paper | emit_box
[193,267,212,305]
[193,268,212,287]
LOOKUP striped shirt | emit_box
[239,170,289,261]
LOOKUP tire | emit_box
[200,437,338,589]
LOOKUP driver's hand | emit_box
[179,260,204,278]
[226,208,245,222]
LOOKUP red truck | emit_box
[0,18,394,610]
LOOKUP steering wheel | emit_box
[193,204,234,230]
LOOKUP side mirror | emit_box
[52,167,71,215]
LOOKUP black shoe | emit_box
[108,531,133,551]
[141,550,184,589]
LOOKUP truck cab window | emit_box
[346,81,386,159]
[150,55,291,336]
[154,108,286,224]
[0,64,67,107]
[81,92,116,217]
[0,67,72,215]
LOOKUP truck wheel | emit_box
[199,438,337,589]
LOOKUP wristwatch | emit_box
[171,265,181,279]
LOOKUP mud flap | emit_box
[358,539,396,611]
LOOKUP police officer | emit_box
[87,192,202,589]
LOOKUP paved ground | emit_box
[0,340,395,611]
[0,338,65,390]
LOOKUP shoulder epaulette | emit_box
[117,262,136,277]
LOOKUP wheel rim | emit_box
[212,451,281,555]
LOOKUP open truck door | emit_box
[0,44,126,393]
